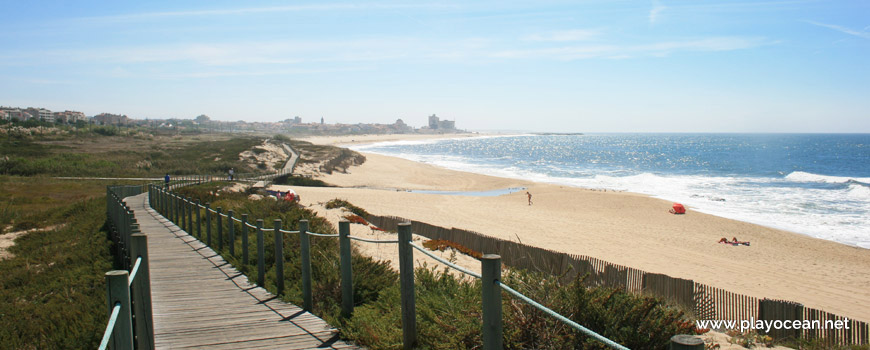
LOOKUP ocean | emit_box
[352,134,870,249]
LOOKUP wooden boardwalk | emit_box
[127,193,360,349]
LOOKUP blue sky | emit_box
[1,0,868,132]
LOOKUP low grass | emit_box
[0,128,280,349]
[0,195,113,350]
[0,127,265,177]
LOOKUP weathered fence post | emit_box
[106,270,134,350]
[160,188,166,217]
[299,220,312,312]
[205,203,212,246]
[228,210,235,256]
[256,219,265,287]
[130,233,154,350]
[241,214,249,264]
[180,196,187,232]
[216,207,223,251]
[187,197,193,233]
[174,194,180,224]
[274,219,284,296]
[670,335,704,350]
[339,220,353,318]
[398,222,417,349]
[481,254,503,350]
[195,200,201,238]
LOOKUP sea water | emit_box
[353,134,870,249]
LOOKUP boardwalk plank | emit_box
[127,193,361,349]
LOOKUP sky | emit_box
[1,0,869,133]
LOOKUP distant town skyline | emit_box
[2,1,869,133]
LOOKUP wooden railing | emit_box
[149,183,659,349]
[100,185,154,350]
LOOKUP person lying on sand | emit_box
[718,237,750,246]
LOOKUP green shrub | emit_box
[0,198,113,349]
[272,174,334,187]
[325,198,370,217]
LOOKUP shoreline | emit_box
[292,133,870,323]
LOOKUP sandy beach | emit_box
[292,134,870,323]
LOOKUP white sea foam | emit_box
[785,171,870,184]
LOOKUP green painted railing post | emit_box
[274,219,284,296]
[130,233,154,350]
[186,197,193,233]
[481,254,503,350]
[205,203,211,246]
[256,219,265,286]
[228,210,235,256]
[176,195,181,225]
[179,197,186,231]
[299,220,312,312]
[397,222,417,349]
[195,200,201,238]
[241,214,249,264]
[339,220,354,318]
[106,270,134,350]
[216,207,223,251]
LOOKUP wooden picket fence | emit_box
[366,214,869,346]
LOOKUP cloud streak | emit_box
[495,36,770,60]
[74,3,458,23]
[649,0,666,24]
[806,21,870,39]
[522,29,601,42]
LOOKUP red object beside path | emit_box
[671,203,686,214]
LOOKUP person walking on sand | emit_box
[526,191,533,206]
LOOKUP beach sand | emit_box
[292,134,870,323]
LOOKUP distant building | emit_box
[53,110,87,123]
[393,119,412,133]
[0,108,33,121]
[427,114,456,130]
[25,108,53,122]
[94,113,129,125]
[320,117,324,125]
[0,110,7,121]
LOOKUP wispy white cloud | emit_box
[649,0,666,24]
[74,3,457,23]
[494,37,769,60]
[806,21,870,39]
[521,29,601,42]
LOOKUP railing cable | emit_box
[97,302,122,350]
[127,256,142,287]
[410,242,482,279]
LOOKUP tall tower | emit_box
[321,117,324,125]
